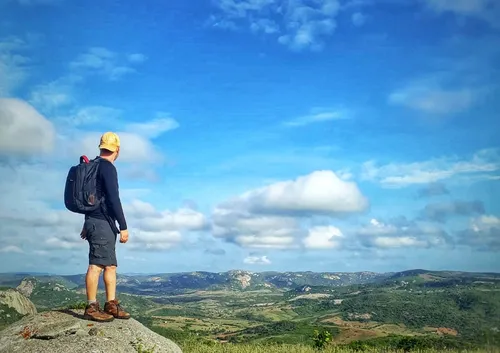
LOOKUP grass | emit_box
[180,342,500,353]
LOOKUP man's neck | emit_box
[99,155,114,163]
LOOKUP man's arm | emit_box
[101,162,127,231]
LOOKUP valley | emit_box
[1,269,499,352]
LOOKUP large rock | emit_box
[0,289,37,316]
[0,310,183,353]
[16,279,36,298]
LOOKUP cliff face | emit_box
[0,289,37,316]
[0,310,183,353]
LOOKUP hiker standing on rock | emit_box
[64,132,131,322]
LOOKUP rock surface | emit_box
[0,289,37,316]
[0,310,183,353]
[16,279,36,298]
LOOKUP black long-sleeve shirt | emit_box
[86,158,127,231]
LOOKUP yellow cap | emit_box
[98,132,120,152]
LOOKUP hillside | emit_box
[0,288,37,331]
[0,270,390,296]
[1,269,499,352]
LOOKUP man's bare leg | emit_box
[86,264,103,301]
[84,264,114,322]
[103,265,116,302]
[103,265,130,319]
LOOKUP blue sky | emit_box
[0,0,499,275]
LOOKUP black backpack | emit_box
[64,155,102,214]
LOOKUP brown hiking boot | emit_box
[104,299,131,319]
[83,301,114,322]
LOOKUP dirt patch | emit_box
[436,327,458,336]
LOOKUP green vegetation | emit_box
[180,341,500,353]
[0,304,24,331]
[1,270,500,352]
[339,288,500,339]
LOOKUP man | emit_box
[80,132,131,322]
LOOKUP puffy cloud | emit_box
[0,98,56,156]
[420,200,485,223]
[361,148,500,187]
[70,47,145,80]
[212,208,301,249]
[303,226,343,249]
[356,218,450,249]
[0,159,206,256]
[212,170,367,249]
[244,255,271,265]
[72,130,164,164]
[457,215,500,251]
[124,200,208,233]
[220,170,368,217]
[210,0,341,51]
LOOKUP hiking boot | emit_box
[104,299,131,319]
[83,301,114,322]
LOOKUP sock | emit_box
[88,299,97,305]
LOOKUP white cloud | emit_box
[212,170,367,249]
[125,114,180,138]
[0,245,24,253]
[125,199,208,233]
[220,170,368,217]
[421,0,500,27]
[0,161,205,255]
[361,148,500,187]
[303,225,343,249]
[212,208,301,249]
[0,35,31,96]
[244,255,271,265]
[210,0,341,51]
[71,129,164,164]
[457,215,500,250]
[70,47,144,80]
[283,108,347,127]
[0,98,56,156]
[28,76,77,112]
[389,84,479,115]
[356,218,449,249]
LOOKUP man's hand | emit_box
[80,226,87,240]
[120,229,129,243]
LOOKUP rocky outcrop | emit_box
[0,310,183,353]
[16,279,36,298]
[0,289,37,316]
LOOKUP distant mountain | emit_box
[1,269,498,296]
[0,270,390,294]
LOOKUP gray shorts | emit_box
[84,217,118,267]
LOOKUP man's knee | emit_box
[104,265,117,272]
[88,264,104,274]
